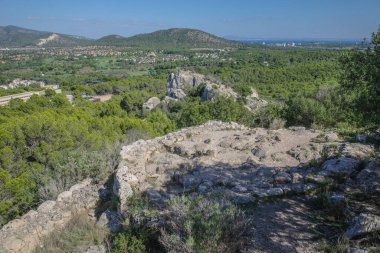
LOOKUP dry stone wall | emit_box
[0,179,100,253]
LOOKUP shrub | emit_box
[36,213,109,253]
[112,231,146,253]
[159,196,249,253]
[285,96,329,127]
[112,224,161,253]
[269,118,286,130]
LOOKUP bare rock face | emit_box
[245,88,268,112]
[166,71,238,101]
[165,71,268,111]
[0,179,100,253]
[201,83,238,101]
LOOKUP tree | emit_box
[340,27,380,125]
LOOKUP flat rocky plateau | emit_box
[1,121,379,253]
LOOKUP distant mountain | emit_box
[97,28,242,48]
[96,34,128,46]
[0,25,92,47]
[0,26,241,49]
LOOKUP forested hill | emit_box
[0,26,91,47]
[96,28,242,48]
[0,26,241,49]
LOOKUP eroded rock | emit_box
[320,157,360,178]
[0,179,100,253]
[344,213,380,239]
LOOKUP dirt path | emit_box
[247,196,320,253]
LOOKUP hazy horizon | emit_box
[0,0,379,40]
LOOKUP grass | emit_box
[35,213,110,253]
[319,237,350,253]
[159,195,249,253]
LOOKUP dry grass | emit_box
[35,213,110,253]
[159,195,249,253]
[269,118,286,130]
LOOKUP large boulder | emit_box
[201,83,238,101]
[355,162,380,193]
[170,88,187,99]
[142,97,160,111]
[319,157,360,178]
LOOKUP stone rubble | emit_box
[113,121,376,218]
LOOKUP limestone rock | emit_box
[251,146,266,159]
[97,210,122,233]
[201,83,238,101]
[112,120,377,237]
[344,213,380,239]
[355,162,380,193]
[274,172,292,184]
[320,157,360,178]
[143,97,160,111]
[324,132,339,142]
[169,88,187,99]
[0,179,99,253]
[245,88,268,112]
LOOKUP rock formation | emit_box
[142,96,160,111]
[245,88,268,111]
[165,71,267,112]
[1,121,379,252]
[113,121,379,252]
[166,72,186,99]
[0,179,100,253]
[165,70,239,101]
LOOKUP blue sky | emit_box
[0,0,379,39]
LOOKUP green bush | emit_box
[112,231,146,253]
[285,96,329,127]
[159,196,249,253]
[112,224,161,253]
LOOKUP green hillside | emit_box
[0,25,91,47]
[97,28,242,48]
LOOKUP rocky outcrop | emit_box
[142,97,160,111]
[165,71,268,111]
[0,179,100,253]
[201,83,238,101]
[113,121,375,218]
[245,88,268,111]
[166,71,238,101]
[166,72,187,99]
[356,161,380,194]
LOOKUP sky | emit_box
[0,0,379,40]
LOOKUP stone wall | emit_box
[0,179,100,253]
